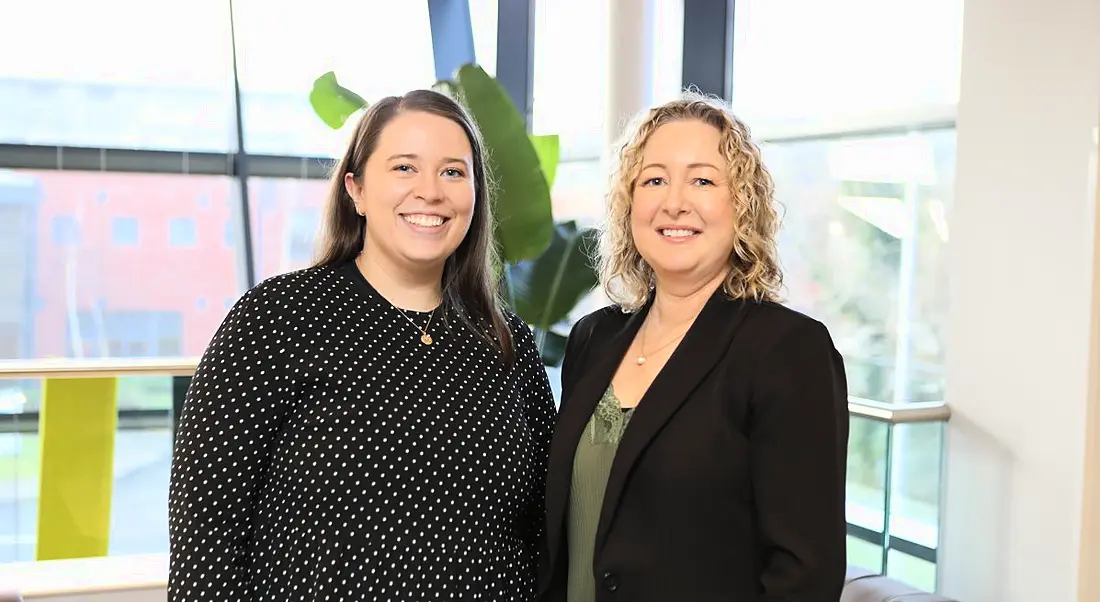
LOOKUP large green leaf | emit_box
[310,71,368,129]
[508,221,599,331]
[456,64,554,262]
[529,134,560,189]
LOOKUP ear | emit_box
[344,172,363,215]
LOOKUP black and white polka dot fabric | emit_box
[168,261,556,601]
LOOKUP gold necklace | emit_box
[634,320,690,366]
[396,307,436,346]
[354,253,438,346]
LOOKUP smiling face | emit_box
[630,119,737,287]
[345,110,476,273]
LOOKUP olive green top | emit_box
[567,385,636,602]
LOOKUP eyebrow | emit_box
[640,162,720,171]
[386,153,469,165]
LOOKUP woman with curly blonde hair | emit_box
[539,94,850,601]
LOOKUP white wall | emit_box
[940,0,1100,599]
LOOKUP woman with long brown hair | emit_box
[169,89,555,601]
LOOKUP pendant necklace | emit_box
[396,306,436,346]
[354,252,438,346]
[635,321,690,366]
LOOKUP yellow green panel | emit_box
[36,377,117,560]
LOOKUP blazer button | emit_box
[602,571,619,592]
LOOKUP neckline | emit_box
[339,260,442,317]
[606,383,638,413]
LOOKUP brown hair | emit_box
[313,89,514,365]
[599,92,783,310]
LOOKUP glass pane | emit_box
[764,130,954,403]
[0,169,245,361]
[0,1,235,151]
[469,0,500,77]
[846,535,883,575]
[248,178,330,279]
[117,376,172,412]
[0,377,173,563]
[847,415,888,535]
[0,409,36,563]
[552,159,605,225]
[533,0,683,160]
[233,0,437,156]
[110,380,173,556]
[731,0,963,127]
[890,422,943,551]
[886,548,937,592]
[533,0,609,159]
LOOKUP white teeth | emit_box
[661,228,697,238]
[403,214,445,227]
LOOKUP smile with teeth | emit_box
[660,228,699,238]
[402,213,447,227]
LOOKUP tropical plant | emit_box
[309,64,599,366]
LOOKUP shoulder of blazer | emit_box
[735,300,838,375]
[560,304,630,394]
[570,304,628,348]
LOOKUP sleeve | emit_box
[558,312,596,408]
[509,317,558,589]
[167,282,294,601]
[749,319,849,602]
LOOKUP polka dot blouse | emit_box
[167,261,557,601]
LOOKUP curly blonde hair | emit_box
[598,92,783,311]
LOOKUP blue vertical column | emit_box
[681,0,735,101]
[428,0,478,81]
[494,0,536,129]
[428,0,536,130]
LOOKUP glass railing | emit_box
[846,397,950,592]
[0,359,950,596]
[0,358,196,565]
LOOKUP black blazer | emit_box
[539,291,849,602]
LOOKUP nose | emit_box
[661,181,688,216]
[415,173,444,203]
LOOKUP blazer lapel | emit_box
[593,292,753,555]
[544,305,649,573]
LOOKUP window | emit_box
[287,207,321,262]
[532,0,683,162]
[111,217,140,246]
[68,310,183,358]
[468,0,499,77]
[7,170,245,361]
[50,215,80,246]
[249,178,328,279]
[766,132,953,404]
[169,217,197,247]
[532,0,609,160]
[732,1,962,588]
[0,0,235,151]
[224,220,236,248]
[731,0,962,131]
[232,0,437,156]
